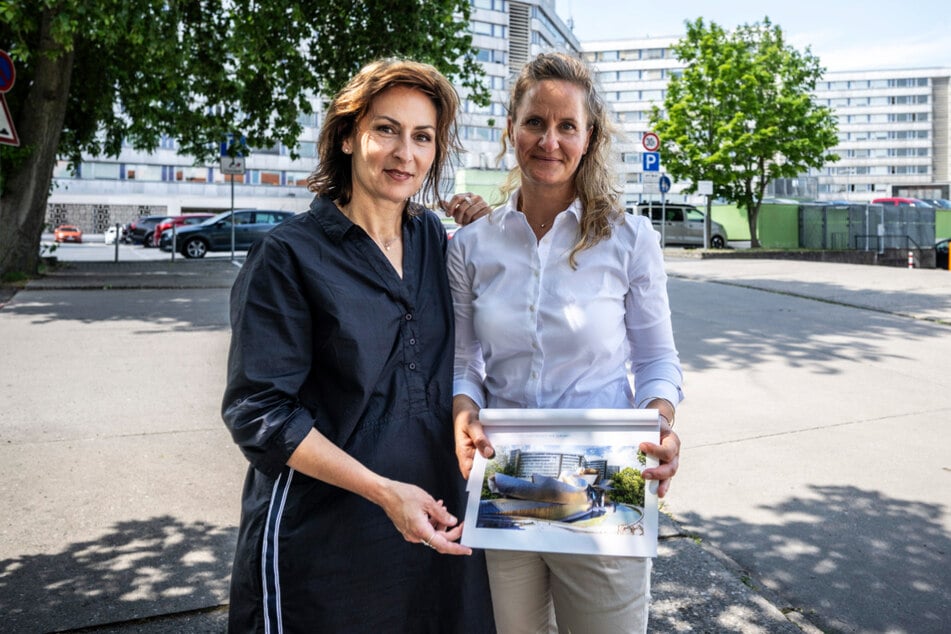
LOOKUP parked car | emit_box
[870,197,934,208]
[127,215,170,246]
[633,202,728,248]
[53,224,83,243]
[103,224,128,245]
[168,209,296,258]
[917,198,951,209]
[936,238,950,270]
[152,213,215,247]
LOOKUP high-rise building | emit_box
[45,0,580,232]
[583,37,951,206]
[46,19,951,233]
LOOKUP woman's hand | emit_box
[453,395,494,479]
[378,479,472,555]
[441,192,491,226]
[639,419,680,498]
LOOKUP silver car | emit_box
[635,202,728,248]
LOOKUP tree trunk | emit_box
[748,205,761,248]
[0,10,75,277]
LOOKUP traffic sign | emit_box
[0,50,18,147]
[659,174,671,194]
[220,156,246,175]
[642,132,660,152]
[642,152,660,172]
[0,50,15,93]
[220,133,247,158]
[643,172,660,194]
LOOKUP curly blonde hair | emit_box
[500,53,622,266]
[306,58,462,211]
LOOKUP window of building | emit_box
[618,70,640,82]
[643,48,665,60]
[599,50,619,62]
[81,162,120,180]
[123,164,163,181]
[286,171,310,187]
[619,49,640,61]
[175,166,210,182]
[298,141,317,159]
[472,0,507,11]
[599,71,617,83]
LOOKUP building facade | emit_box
[46,17,951,233]
[582,38,951,206]
[46,0,580,232]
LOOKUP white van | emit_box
[632,202,728,248]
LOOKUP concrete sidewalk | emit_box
[7,256,946,632]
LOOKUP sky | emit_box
[554,0,951,71]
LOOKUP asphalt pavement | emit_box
[1,254,948,633]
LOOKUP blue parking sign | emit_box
[643,152,660,172]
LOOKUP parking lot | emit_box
[1,256,949,632]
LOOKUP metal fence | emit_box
[799,203,935,252]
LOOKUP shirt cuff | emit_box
[453,378,486,409]
[635,380,684,411]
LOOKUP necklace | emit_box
[371,234,400,251]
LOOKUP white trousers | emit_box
[485,550,651,634]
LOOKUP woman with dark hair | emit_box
[222,58,493,632]
[449,52,684,633]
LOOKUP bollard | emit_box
[907,250,914,269]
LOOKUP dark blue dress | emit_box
[222,196,494,633]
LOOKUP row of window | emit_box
[821,77,929,90]
[825,165,931,176]
[839,129,930,141]
[147,135,319,159]
[460,126,503,142]
[599,68,676,83]
[585,48,668,63]
[838,112,930,124]
[55,161,312,186]
[472,20,507,38]
[605,89,665,102]
[471,0,507,12]
[840,147,930,158]
[826,95,929,107]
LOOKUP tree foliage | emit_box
[608,467,645,507]
[649,17,839,247]
[0,0,487,276]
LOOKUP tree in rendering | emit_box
[0,0,487,278]
[650,17,839,247]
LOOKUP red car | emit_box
[53,224,83,243]
[871,197,933,207]
[152,213,215,247]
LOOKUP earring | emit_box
[342,147,352,155]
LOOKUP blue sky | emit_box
[554,0,951,70]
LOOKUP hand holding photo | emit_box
[461,409,660,557]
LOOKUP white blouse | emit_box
[447,192,683,411]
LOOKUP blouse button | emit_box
[405,313,413,321]
[409,338,417,345]
[409,362,417,370]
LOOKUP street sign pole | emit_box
[659,174,671,248]
[220,136,247,262]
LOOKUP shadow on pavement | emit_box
[0,516,236,633]
[675,485,951,633]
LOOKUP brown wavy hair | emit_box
[500,52,622,266]
[306,58,462,211]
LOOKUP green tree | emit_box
[650,17,838,248]
[0,0,487,277]
[608,467,645,507]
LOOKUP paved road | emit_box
[663,257,951,633]
[0,257,948,633]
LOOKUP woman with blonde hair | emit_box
[449,52,683,633]
[223,58,492,632]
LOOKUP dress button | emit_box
[405,313,413,321]
[409,338,417,345]
[409,362,417,370]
